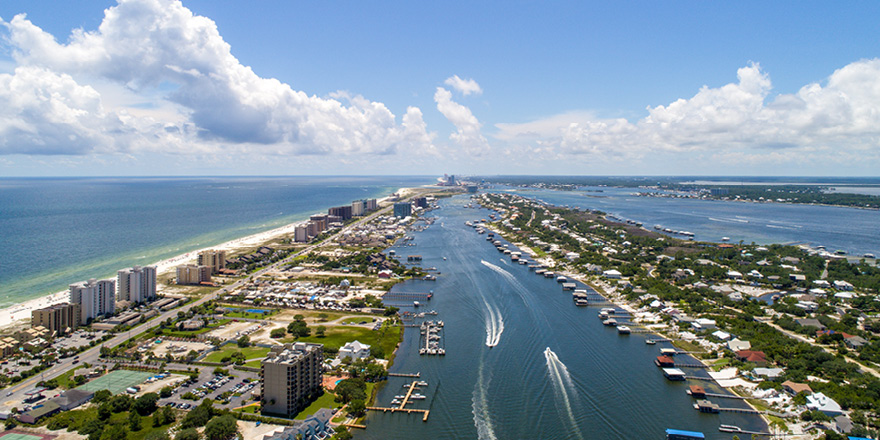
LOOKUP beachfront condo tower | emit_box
[116,265,157,304]
[197,249,227,274]
[69,278,116,324]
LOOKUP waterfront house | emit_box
[782,380,812,396]
[602,269,622,279]
[844,335,868,350]
[735,350,768,366]
[727,270,743,280]
[806,392,844,417]
[338,340,371,360]
[795,318,826,331]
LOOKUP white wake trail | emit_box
[482,299,504,347]
[544,347,584,440]
[472,361,498,440]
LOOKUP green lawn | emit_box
[204,346,270,363]
[291,321,401,359]
[56,365,86,389]
[223,307,279,319]
[294,390,340,420]
[233,403,260,414]
[340,317,376,325]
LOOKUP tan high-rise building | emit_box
[261,342,323,416]
[31,303,80,335]
[197,250,227,274]
[176,265,212,285]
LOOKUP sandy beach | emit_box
[0,187,416,331]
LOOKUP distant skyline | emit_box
[1,0,879,176]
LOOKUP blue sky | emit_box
[1,0,879,176]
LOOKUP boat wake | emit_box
[708,217,749,224]
[544,347,584,440]
[483,299,504,347]
[472,362,498,440]
[499,258,509,265]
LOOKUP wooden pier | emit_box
[388,372,420,378]
[718,425,773,436]
[673,362,710,369]
[383,291,433,301]
[366,380,430,422]
[687,390,747,399]
[694,399,789,418]
[342,423,367,429]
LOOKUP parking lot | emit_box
[50,329,108,352]
[157,367,259,410]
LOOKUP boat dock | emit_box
[718,425,773,436]
[366,380,431,422]
[419,320,445,355]
[383,291,433,301]
[694,400,789,418]
[388,372,420,378]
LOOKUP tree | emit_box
[334,426,353,440]
[99,423,127,440]
[145,431,171,440]
[334,378,367,403]
[237,335,250,347]
[153,405,176,427]
[316,326,326,337]
[98,402,112,420]
[347,399,366,417]
[294,314,305,322]
[270,328,286,338]
[134,392,159,415]
[175,428,201,440]
[129,411,142,431]
[182,399,214,428]
[4,418,17,430]
[109,394,133,412]
[204,415,238,440]
[287,320,310,338]
[160,386,173,398]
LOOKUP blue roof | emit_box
[849,437,875,440]
[666,429,705,439]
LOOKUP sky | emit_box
[1,1,879,177]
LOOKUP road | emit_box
[0,196,410,409]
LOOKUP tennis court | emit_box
[0,432,55,440]
[76,370,153,394]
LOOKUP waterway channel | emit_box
[359,194,765,440]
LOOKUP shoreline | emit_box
[0,187,419,332]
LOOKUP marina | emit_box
[419,320,446,355]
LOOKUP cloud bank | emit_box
[0,0,434,156]
[496,61,880,165]
[434,86,490,156]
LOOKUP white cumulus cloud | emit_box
[0,0,434,156]
[444,75,483,96]
[434,87,490,156]
[496,61,880,165]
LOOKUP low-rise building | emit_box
[338,340,371,360]
[806,392,844,417]
[31,303,80,336]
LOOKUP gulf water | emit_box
[363,195,764,439]
[0,176,433,308]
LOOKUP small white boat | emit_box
[645,339,656,345]
[617,326,631,335]
[721,237,730,242]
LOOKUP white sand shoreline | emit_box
[0,187,416,331]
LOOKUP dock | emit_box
[693,399,789,418]
[383,291,433,301]
[718,425,773,436]
[388,372,420,378]
[366,381,430,422]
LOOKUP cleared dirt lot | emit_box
[205,321,264,340]
[151,340,213,359]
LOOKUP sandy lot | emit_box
[151,340,213,359]
[206,321,264,340]
[238,420,289,440]
[137,373,189,396]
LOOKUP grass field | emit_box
[291,321,401,359]
[340,317,376,325]
[56,365,86,389]
[294,390,341,420]
[223,307,279,319]
[203,346,270,364]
